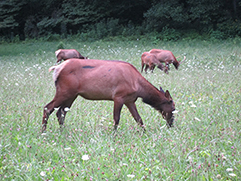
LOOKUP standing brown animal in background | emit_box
[55,49,87,63]
[149,49,186,74]
[141,52,164,73]
[42,59,175,132]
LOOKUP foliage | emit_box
[0,0,27,40]
[0,0,241,41]
[217,20,241,38]
[57,41,65,49]
[143,0,188,31]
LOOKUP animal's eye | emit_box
[169,100,173,103]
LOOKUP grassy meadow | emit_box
[0,38,240,180]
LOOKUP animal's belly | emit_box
[78,89,114,101]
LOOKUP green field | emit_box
[0,39,240,180]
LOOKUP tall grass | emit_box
[0,39,240,180]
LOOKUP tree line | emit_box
[0,0,240,41]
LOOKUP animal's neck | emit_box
[139,81,165,111]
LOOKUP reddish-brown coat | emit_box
[55,49,87,63]
[42,59,175,132]
[141,52,164,73]
[149,49,186,74]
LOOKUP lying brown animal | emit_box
[42,59,175,132]
[55,49,87,63]
[141,52,164,73]
[149,49,186,74]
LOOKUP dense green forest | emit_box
[0,0,241,41]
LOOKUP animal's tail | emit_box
[48,63,65,82]
[49,66,56,72]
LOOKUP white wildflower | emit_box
[194,117,201,121]
[64,147,71,150]
[226,168,233,172]
[41,133,47,136]
[229,173,236,177]
[82,155,89,161]
[127,174,135,178]
[90,138,96,143]
[190,104,197,107]
[40,171,46,177]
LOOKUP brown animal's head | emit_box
[173,61,180,70]
[159,88,175,127]
[173,56,186,70]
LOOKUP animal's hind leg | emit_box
[42,94,77,132]
[42,100,57,132]
[56,97,77,127]
[144,65,149,73]
[125,102,145,131]
[141,62,144,73]
[56,107,66,126]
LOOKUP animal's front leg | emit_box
[164,63,169,74]
[56,107,66,126]
[113,99,124,130]
[125,102,146,132]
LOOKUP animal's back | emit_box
[150,49,175,61]
[142,52,158,62]
[54,59,142,100]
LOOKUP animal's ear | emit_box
[160,87,165,93]
[165,90,172,101]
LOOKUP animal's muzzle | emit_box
[166,115,174,128]
[161,111,175,127]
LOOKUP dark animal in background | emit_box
[149,49,186,74]
[55,49,87,63]
[141,52,164,73]
[42,59,175,132]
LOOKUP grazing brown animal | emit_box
[141,52,164,73]
[42,59,175,132]
[149,49,186,74]
[55,49,87,63]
